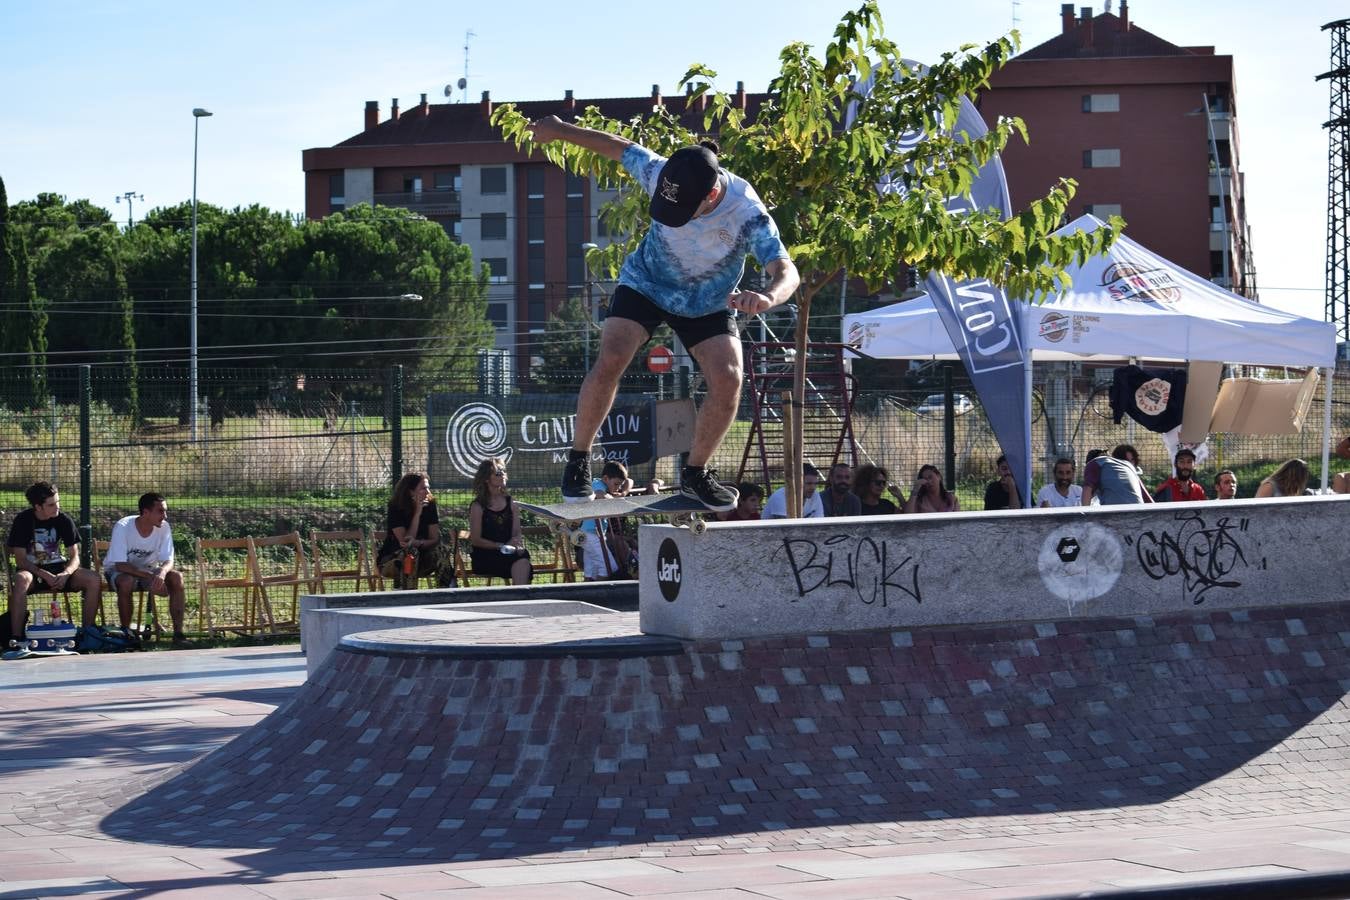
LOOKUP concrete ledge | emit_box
[339,613,683,660]
[302,599,619,676]
[639,495,1350,640]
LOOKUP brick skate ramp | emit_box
[74,601,1350,860]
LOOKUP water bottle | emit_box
[49,599,61,623]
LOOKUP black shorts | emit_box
[608,284,739,349]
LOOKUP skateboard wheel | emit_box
[569,530,586,548]
[690,518,708,536]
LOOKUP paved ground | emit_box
[4,624,1350,899]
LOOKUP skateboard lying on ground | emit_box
[519,494,722,545]
[3,621,79,660]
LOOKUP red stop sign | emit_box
[647,345,675,374]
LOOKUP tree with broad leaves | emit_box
[493,1,1121,514]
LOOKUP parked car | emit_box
[915,393,973,416]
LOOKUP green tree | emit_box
[494,1,1122,511]
[0,177,49,409]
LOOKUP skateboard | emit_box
[519,494,724,545]
[4,621,79,660]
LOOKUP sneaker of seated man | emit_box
[103,491,191,645]
[5,481,102,637]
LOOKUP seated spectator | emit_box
[1214,469,1239,500]
[1153,448,1207,502]
[853,463,903,515]
[103,492,191,646]
[1334,435,1349,494]
[983,455,1022,510]
[5,481,101,638]
[1081,447,1155,506]
[1254,458,1311,498]
[762,463,823,519]
[821,462,862,517]
[377,472,455,588]
[903,465,960,513]
[580,461,634,581]
[718,483,765,521]
[1037,458,1083,508]
[467,458,533,585]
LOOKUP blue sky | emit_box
[2,0,1343,321]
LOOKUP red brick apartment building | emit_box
[301,3,1255,363]
[982,2,1256,297]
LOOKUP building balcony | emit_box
[372,189,462,216]
[1208,168,1234,196]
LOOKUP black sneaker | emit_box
[680,466,739,512]
[561,453,593,502]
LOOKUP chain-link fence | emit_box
[2,360,1347,633]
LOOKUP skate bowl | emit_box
[15,496,1347,861]
[65,600,1350,861]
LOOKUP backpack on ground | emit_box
[77,624,142,653]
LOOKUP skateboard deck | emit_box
[519,494,723,541]
[5,622,79,660]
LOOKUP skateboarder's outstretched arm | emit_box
[529,115,632,163]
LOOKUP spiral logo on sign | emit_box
[444,403,513,479]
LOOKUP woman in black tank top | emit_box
[467,458,532,584]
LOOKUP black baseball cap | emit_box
[649,146,720,227]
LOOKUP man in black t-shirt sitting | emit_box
[983,455,1022,510]
[6,481,102,639]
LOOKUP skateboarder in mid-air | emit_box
[528,115,800,512]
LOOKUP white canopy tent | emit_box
[842,214,1340,487]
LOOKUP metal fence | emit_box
[1,360,1347,632]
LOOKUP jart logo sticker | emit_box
[656,538,682,602]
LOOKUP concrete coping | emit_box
[338,613,683,660]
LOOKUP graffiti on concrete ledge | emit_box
[1128,511,1256,604]
[774,535,922,606]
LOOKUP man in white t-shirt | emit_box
[103,492,190,646]
[761,463,824,519]
[1037,458,1083,508]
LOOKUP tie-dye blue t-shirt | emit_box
[618,144,790,318]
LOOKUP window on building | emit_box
[1085,203,1122,218]
[528,288,546,326]
[329,173,345,212]
[1082,149,1121,168]
[527,195,545,241]
[528,254,546,284]
[482,257,508,283]
[441,218,463,241]
[434,171,458,192]
[481,167,506,194]
[527,166,546,197]
[481,212,507,241]
[1081,93,1120,113]
[403,175,423,196]
[1213,139,1232,169]
[486,300,510,330]
[565,172,587,197]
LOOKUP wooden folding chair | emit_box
[370,530,389,590]
[196,537,259,637]
[309,529,374,594]
[249,532,309,633]
[90,538,157,638]
[521,525,576,584]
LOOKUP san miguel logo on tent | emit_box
[1100,262,1181,305]
[1038,312,1070,343]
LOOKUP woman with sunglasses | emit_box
[852,463,904,515]
[468,457,533,585]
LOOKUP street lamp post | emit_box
[581,242,598,371]
[190,108,213,442]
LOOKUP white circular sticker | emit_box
[1038,523,1124,608]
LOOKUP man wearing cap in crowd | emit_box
[527,114,800,512]
[1153,448,1206,502]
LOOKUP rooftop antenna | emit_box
[462,29,475,102]
[1011,0,1020,29]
